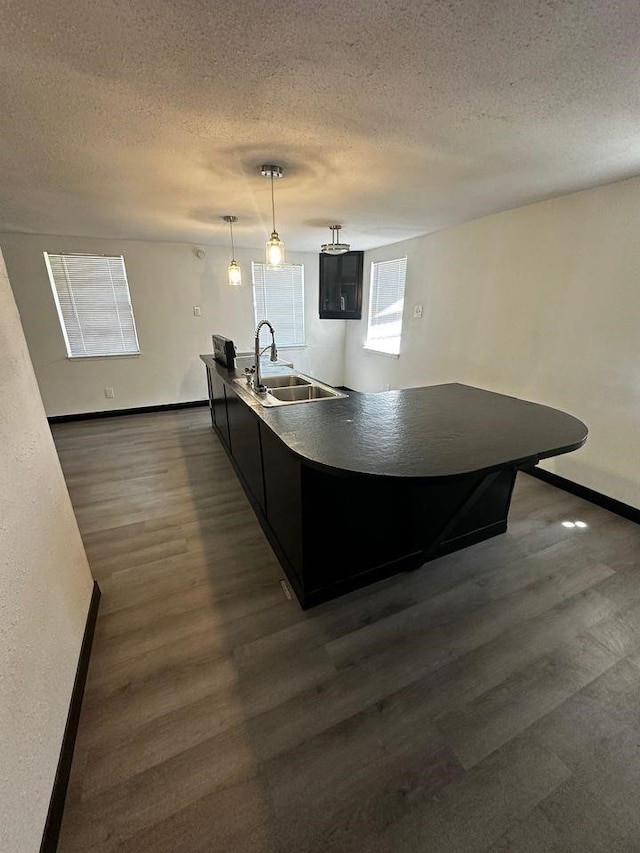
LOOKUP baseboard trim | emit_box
[48,400,208,423]
[526,467,640,526]
[40,581,101,853]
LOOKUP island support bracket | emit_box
[419,469,507,565]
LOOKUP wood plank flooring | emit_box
[53,408,640,852]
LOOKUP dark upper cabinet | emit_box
[319,251,364,319]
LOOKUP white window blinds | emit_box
[365,257,408,355]
[44,253,140,358]
[252,262,305,347]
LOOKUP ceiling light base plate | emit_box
[261,165,283,179]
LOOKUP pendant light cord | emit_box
[271,174,276,232]
[229,219,236,257]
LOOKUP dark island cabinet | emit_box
[259,425,303,584]
[204,381,522,609]
[319,251,364,319]
[207,367,230,449]
[224,385,266,512]
[202,356,587,609]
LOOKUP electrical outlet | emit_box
[193,306,202,317]
[104,387,115,399]
[413,304,423,319]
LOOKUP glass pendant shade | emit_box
[266,230,285,268]
[228,259,242,286]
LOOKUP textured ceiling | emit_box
[2,0,640,251]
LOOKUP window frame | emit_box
[251,261,306,349]
[363,256,408,357]
[44,252,140,360]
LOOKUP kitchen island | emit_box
[201,355,587,608]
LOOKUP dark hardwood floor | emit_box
[52,408,640,852]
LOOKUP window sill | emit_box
[362,346,400,359]
[67,353,141,361]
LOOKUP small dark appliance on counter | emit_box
[212,334,237,369]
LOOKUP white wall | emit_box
[0,234,346,416]
[0,249,94,851]
[345,175,640,510]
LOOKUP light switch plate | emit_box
[193,306,202,317]
[413,304,423,319]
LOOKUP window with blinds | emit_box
[364,257,408,355]
[44,253,140,358]
[252,262,305,347]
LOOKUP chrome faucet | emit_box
[253,320,278,392]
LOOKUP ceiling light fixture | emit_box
[321,224,350,255]
[223,215,241,286]
[261,164,285,268]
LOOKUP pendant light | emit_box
[321,224,350,255]
[260,164,285,268]
[223,215,241,286]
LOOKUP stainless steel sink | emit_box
[261,375,312,389]
[232,372,347,407]
[269,385,340,402]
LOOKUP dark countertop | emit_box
[201,355,587,480]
